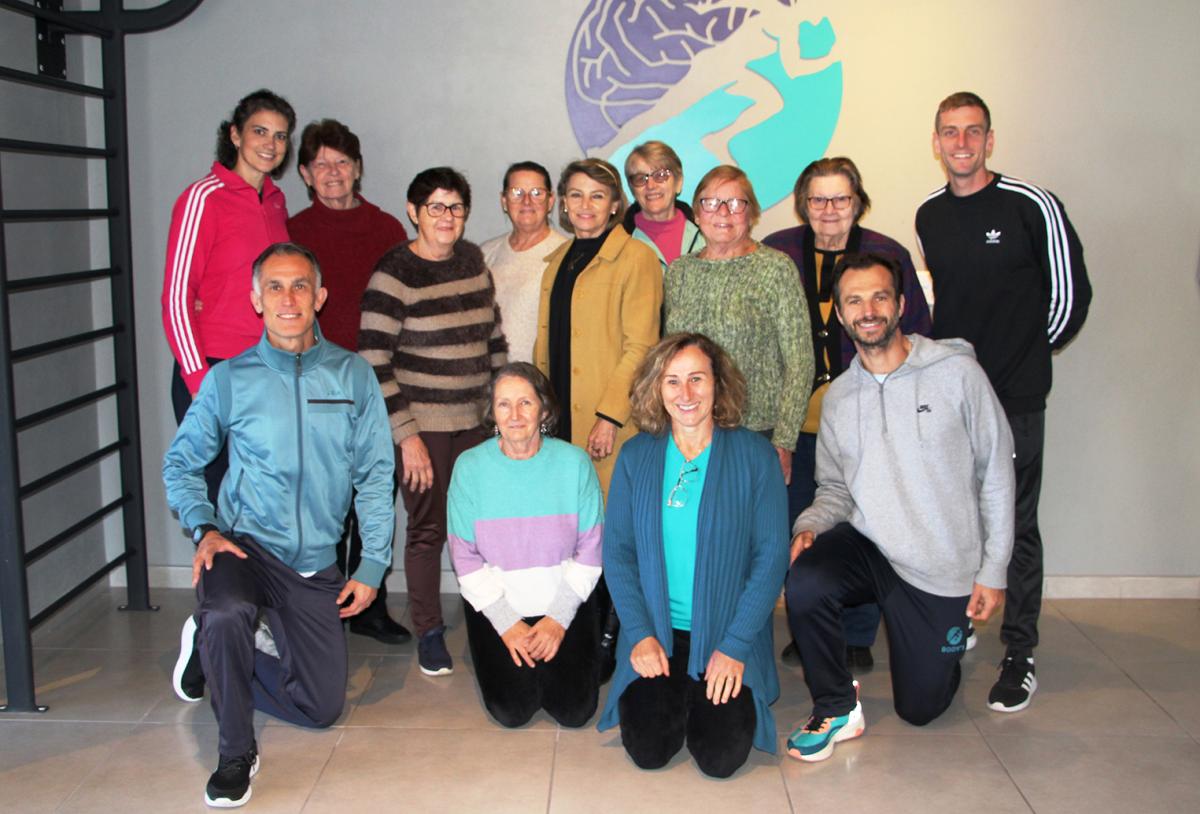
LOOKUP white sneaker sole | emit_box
[987,674,1038,713]
[173,615,202,703]
[966,629,977,651]
[419,664,453,677]
[204,755,259,808]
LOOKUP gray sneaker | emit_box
[417,626,453,676]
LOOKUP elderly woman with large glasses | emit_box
[621,141,705,271]
[533,158,661,499]
[359,166,507,678]
[598,333,789,778]
[480,162,568,363]
[763,157,932,671]
[447,363,604,728]
[664,165,814,488]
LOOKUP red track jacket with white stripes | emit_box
[160,161,290,394]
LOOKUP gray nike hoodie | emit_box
[794,334,1014,596]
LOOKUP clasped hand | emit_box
[501,617,567,667]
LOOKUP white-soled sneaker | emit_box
[988,654,1037,712]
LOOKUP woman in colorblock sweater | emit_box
[448,363,604,728]
[358,166,507,677]
[598,333,789,778]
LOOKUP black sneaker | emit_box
[173,615,205,702]
[988,653,1037,712]
[417,626,453,676]
[965,623,977,651]
[204,742,259,808]
[845,645,875,673]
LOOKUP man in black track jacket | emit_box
[916,91,1092,714]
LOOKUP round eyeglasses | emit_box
[506,187,548,202]
[627,168,673,188]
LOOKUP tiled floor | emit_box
[2,587,1199,812]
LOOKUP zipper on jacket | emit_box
[294,353,305,561]
[877,378,889,435]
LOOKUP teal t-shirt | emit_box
[661,434,711,631]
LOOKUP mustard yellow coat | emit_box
[534,227,662,498]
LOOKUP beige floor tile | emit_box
[1052,599,1200,665]
[1121,661,1200,738]
[0,721,134,813]
[963,657,1185,737]
[988,733,1200,813]
[549,726,789,812]
[58,722,338,813]
[1,649,173,722]
[303,727,553,812]
[782,733,1030,813]
[33,587,195,652]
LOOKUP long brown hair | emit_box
[629,333,746,436]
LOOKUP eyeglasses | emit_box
[627,168,673,188]
[666,461,700,509]
[698,197,749,215]
[506,187,548,202]
[423,202,468,218]
[807,195,854,211]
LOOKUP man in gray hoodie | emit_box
[783,252,1014,763]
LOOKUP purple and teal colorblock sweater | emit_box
[448,437,604,635]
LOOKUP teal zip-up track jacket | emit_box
[163,327,396,587]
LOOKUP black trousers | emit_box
[463,591,601,728]
[171,359,227,506]
[785,523,968,726]
[617,629,757,779]
[196,535,347,756]
[789,431,881,648]
[1002,410,1044,655]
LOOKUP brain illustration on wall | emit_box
[565,0,843,208]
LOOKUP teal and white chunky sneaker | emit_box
[787,682,865,762]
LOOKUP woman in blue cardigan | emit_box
[598,333,789,778]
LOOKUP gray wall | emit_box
[1,10,122,617]
[119,0,1199,580]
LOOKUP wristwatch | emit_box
[193,523,220,544]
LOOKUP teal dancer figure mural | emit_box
[565,0,843,208]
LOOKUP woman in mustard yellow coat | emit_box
[534,158,662,498]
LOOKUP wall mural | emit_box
[566,0,843,207]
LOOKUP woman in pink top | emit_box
[161,89,295,499]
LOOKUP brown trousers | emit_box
[400,427,488,637]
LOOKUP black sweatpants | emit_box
[463,591,601,728]
[785,523,969,726]
[617,629,757,779]
[1002,410,1044,655]
[196,535,348,757]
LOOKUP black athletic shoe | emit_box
[204,742,259,808]
[173,615,205,702]
[988,653,1037,712]
[349,614,412,645]
[845,645,875,672]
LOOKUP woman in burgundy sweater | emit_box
[288,119,409,645]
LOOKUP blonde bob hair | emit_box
[557,158,627,233]
[629,333,747,436]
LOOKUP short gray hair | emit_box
[251,242,323,295]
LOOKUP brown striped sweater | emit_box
[358,240,507,444]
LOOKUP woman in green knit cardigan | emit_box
[664,165,813,487]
